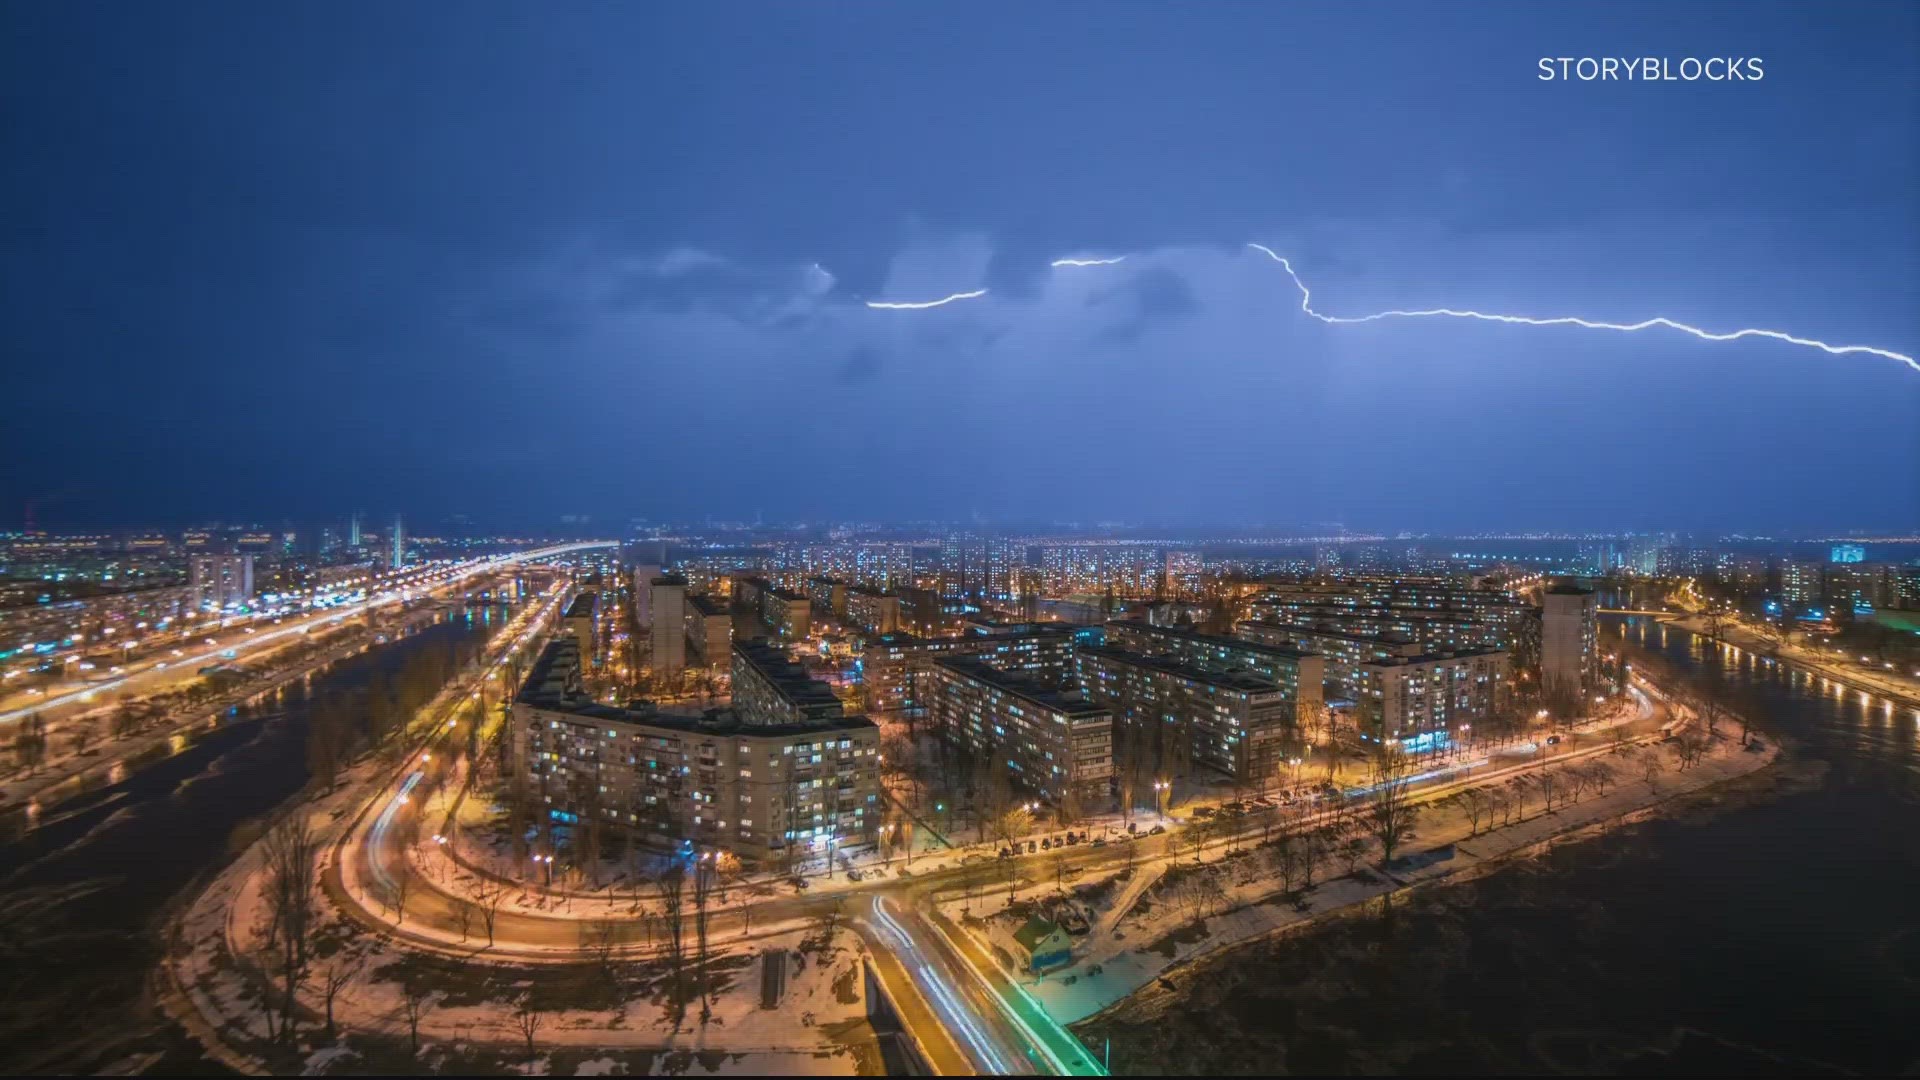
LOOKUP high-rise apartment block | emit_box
[512,637,879,863]
[926,657,1113,807]
[649,574,688,676]
[1540,584,1598,696]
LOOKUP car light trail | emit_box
[870,896,1015,1073]
[1049,255,1127,267]
[1242,242,1919,374]
[864,288,988,310]
[368,769,424,895]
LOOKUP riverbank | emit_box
[941,722,1775,1032]
[1667,612,1920,712]
[0,595,475,833]
[1066,736,1909,1075]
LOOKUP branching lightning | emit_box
[855,241,1914,375]
[864,288,988,310]
[1242,242,1918,374]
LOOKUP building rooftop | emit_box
[1106,620,1319,662]
[932,656,1108,717]
[563,593,596,619]
[517,637,873,738]
[733,638,843,713]
[1079,645,1281,694]
[686,592,726,617]
[1360,646,1507,667]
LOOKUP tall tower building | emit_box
[348,510,363,549]
[391,514,405,569]
[189,553,255,611]
[650,574,688,677]
[1541,584,1598,699]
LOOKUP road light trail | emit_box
[864,289,988,310]
[367,770,424,895]
[1049,255,1127,267]
[871,896,1017,1073]
[1243,242,1920,374]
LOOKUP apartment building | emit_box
[1076,645,1295,785]
[925,657,1113,807]
[683,592,732,670]
[513,636,880,863]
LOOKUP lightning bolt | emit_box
[864,288,988,310]
[1242,242,1919,374]
[1050,255,1128,267]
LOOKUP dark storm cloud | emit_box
[0,2,1914,529]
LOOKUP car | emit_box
[845,869,863,882]
[1090,837,1107,847]
[1546,735,1561,745]
[1148,824,1166,835]
[1192,806,1217,819]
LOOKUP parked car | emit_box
[1148,824,1166,835]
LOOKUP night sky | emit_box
[3,2,1915,531]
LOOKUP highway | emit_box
[0,541,612,727]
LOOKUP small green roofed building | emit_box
[1009,915,1074,974]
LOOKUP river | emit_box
[1077,615,1920,1074]
[0,605,509,1074]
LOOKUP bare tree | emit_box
[478,884,505,947]
[262,815,319,1041]
[1339,835,1369,874]
[399,977,435,1056]
[652,862,689,1021]
[512,995,545,1070]
[391,872,412,927]
[583,917,620,980]
[692,852,719,1023]
[1640,746,1663,792]
[1460,788,1489,837]
[1365,747,1419,869]
[319,951,364,1038]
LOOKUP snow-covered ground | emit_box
[944,731,1775,1024]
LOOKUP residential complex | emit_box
[731,638,848,725]
[683,591,732,670]
[1102,621,1325,722]
[925,657,1114,806]
[512,636,880,863]
[1355,648,1510,752]
[188,552,255,611]
[1076,645,1297,785]
[846,586,902,635]
[861,623,1077,714]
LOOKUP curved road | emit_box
[325,660,1676,1075]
